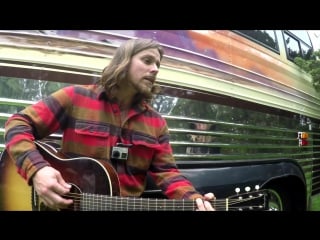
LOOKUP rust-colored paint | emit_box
[187,30,301,88]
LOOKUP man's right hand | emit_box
[32,166,73,210]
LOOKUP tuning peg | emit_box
[234,187,242,199]
[255,185,260,190]
[245,186,251,192]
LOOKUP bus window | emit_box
[284,30,313,61]
[234,30,279,52]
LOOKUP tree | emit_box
[294,50,320,92]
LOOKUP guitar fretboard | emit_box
[79,193,197,211]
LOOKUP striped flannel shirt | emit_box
[4,84,203,200]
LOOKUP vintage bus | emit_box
[0,30,319,211]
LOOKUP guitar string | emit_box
[57,192,266,211]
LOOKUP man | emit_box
[4,38,214,211]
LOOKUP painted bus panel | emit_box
[0,30,319,211]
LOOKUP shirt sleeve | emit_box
[4,86,74,184]
[148,120,203,200]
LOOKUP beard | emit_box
[133,80,154,99]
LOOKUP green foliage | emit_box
[294,50,320,92]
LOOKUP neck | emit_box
[118,101,132,111]
[113,90,135,110]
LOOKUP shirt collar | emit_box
[97,86,111,101]
[97,85,150,111]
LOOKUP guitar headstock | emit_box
[222,185,269,211]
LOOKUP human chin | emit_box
[139,83,153,96]
[142,85,152,94]
[145,82,153,91]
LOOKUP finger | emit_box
[51,185,74,208]
[196,198,206,211]
[55,172,72,190]
[203,200,215,211]
[44,192,73,209]
[204,192,215,200]
[40,196,55,209]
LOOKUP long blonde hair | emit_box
[98,38,164,103]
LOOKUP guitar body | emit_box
[0,141,120,211]
[0,150,32,210]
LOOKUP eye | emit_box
[143,57,152,65]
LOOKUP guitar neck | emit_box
[77,193,208,211]
[71,190,267,211]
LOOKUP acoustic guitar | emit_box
[0,141,269,211]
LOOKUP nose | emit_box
[150,63,159,74]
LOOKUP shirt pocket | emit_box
[74,120,114,149]
[70,120,118,159]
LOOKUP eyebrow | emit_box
[141,53,161,66]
